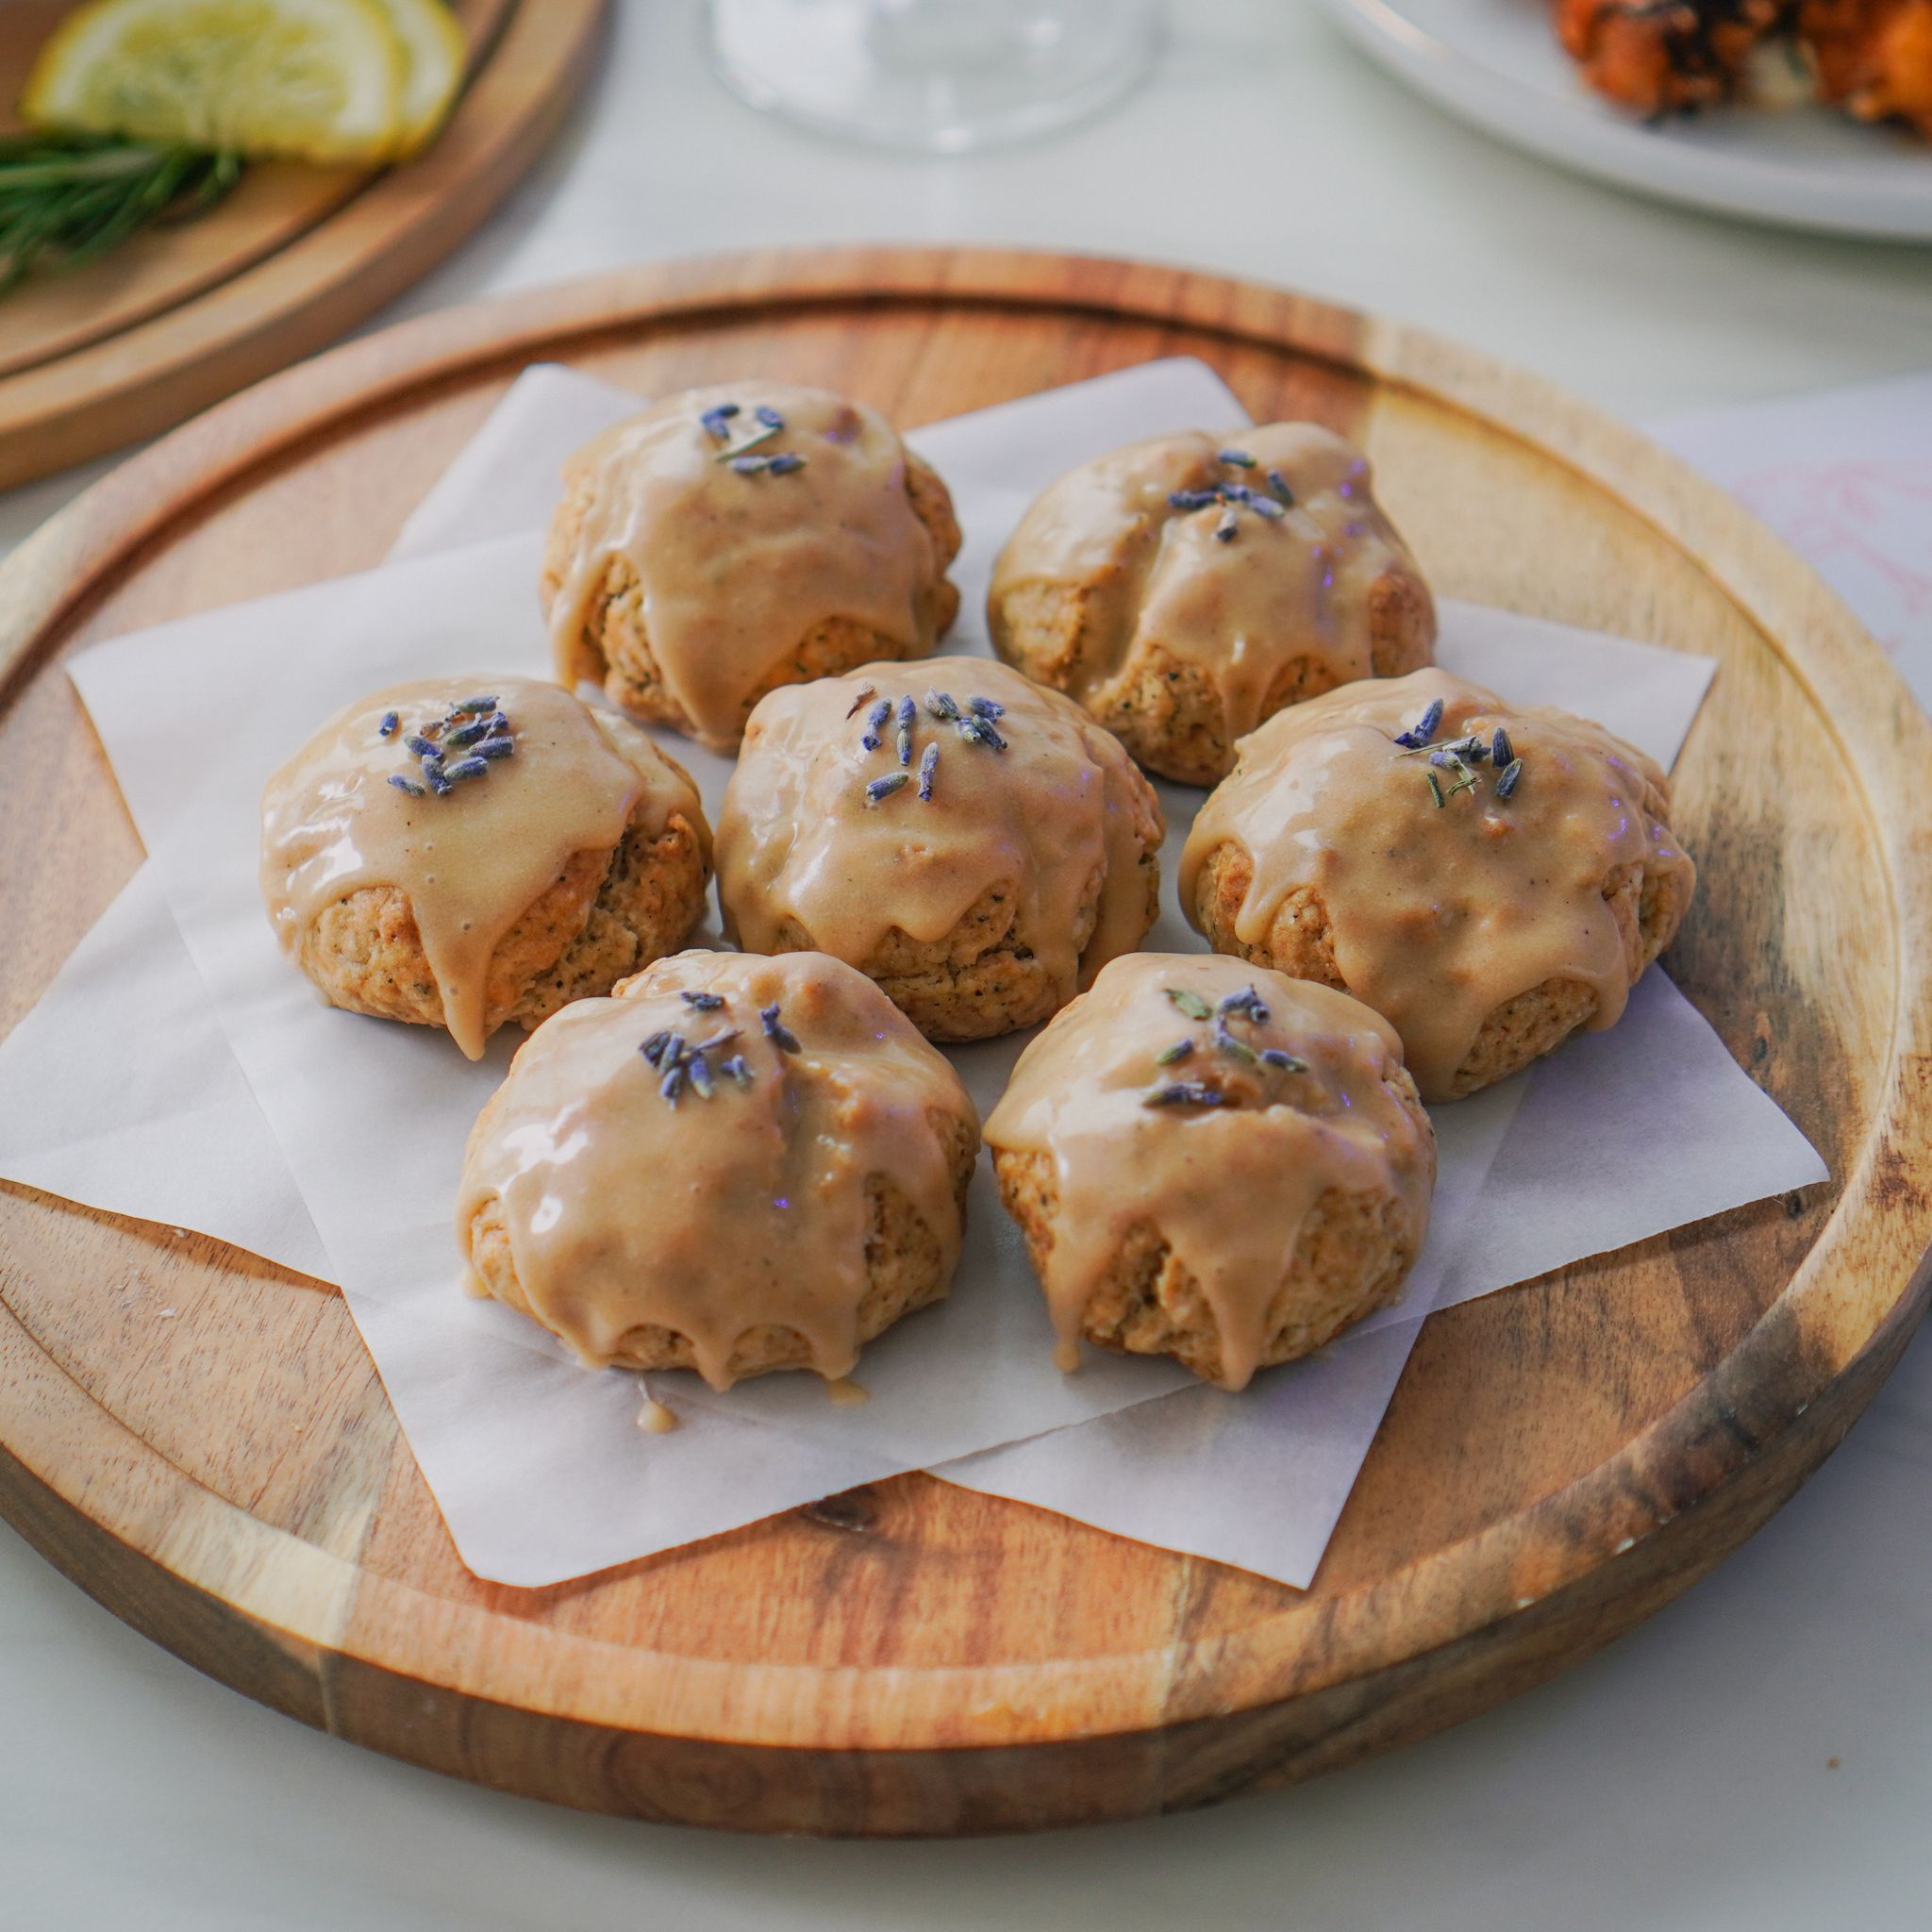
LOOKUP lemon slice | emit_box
[369,0,467,157]
[21,0,409,166]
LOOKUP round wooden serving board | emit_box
[0,0,605,491]
[2,248,1930,1838]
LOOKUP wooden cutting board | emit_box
[0,0,604,490]
[2,248,1929,1838]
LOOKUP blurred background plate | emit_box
[1315,0,1932,241]
[0,0,605,491]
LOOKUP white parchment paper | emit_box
[0,360,1824,1588]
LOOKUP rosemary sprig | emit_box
[0,133,242,298]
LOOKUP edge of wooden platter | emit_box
[3,248,1930,1836]
[0,0,607,491]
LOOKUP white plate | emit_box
[1316,0,1932,240]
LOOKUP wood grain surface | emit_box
[1,248,1928,1838]
[0,0,601,490]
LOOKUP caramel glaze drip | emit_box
[1180,668,1697,1102]
[715,656,1165,1005]
[261,676,705,1060]
[988,423,1431,744]
[456,951,975,1390]
[984,953,1435,1391]
[545,382,949,749]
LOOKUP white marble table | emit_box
[6,4,1932,1924]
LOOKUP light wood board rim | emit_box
[3,247,1931,1764]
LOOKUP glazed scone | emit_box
[261,675,711,1060]
[541,381,962,751]
[988,424,1435,785]
[457,949,980,1388]
[1181,667,1697,1102]
[985,954,1435,1391]
[715,656,1165,1043]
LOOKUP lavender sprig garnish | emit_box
[760,1003,801,1053]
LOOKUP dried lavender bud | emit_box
[377,710,399,738]
[387,774,425,796]
[1259,1047,1309,1072]
[1142,1082,1234,1108]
